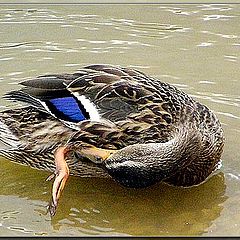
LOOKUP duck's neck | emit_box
[104,125,202,188]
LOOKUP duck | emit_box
[0,64,224,216]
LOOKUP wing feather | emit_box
[4,65,154,123]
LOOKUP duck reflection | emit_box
[0,159,227,236]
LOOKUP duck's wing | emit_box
[3,72,92,126]
[67,64,155,122]
[4,65,154,128]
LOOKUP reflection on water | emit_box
[0,158,227,236]
[0,3,239,236]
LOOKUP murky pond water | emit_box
[0,4,239,236]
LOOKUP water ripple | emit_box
[190,91,240,109]
[197,42,214,47]
[203,14,236,21]
[201,30,239,39]
[0,41,43,49]
[199,4,233,12]
[109,17,189,40]
[216,111,239,120]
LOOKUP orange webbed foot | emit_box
[47,146,69,217]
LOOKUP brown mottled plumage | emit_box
[0,64,224,188]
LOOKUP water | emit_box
[0,4,239,236]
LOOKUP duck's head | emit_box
[78,126,201,189]
[103,143,173,189]
[102,127,202,189]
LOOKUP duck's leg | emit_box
[46,145,116,216]
[47,146,69,216]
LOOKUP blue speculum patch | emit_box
[49,97,86,122]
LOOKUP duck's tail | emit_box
[0,118,21,149]
[0,106,72,172]
[0,146,56,172]
[0,106,39,150]
[0,115,23,165]
[0,110,33,167]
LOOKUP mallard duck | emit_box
[0,64,224,216]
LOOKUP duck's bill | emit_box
[78,146,117,163]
